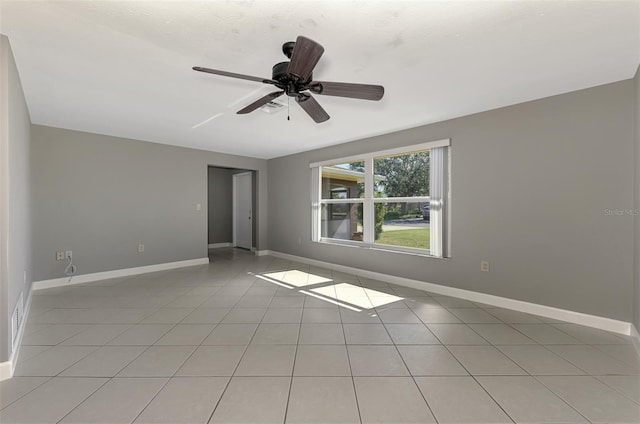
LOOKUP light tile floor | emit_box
[1,247,639,423]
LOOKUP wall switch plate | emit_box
[138,244,144,253]
[196,203,202,211]
[56,251,65,261]
[481,260,490,272]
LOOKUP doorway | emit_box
[233,171,252,250]
[207,166,256,256]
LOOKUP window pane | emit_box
[373,150,429,197]
[321,203,364,241]
[375,202,430,250]
[321,162,365,199]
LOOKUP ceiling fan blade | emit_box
[296,93,330,123]
[237,91,285,114]
[309,81,384,101]
[193,66,276,84]
[287,36,324,82]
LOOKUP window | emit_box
[311,139,449,257]
[319,161,365,242]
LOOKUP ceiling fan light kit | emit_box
[193,36,384,123]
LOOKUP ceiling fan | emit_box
[193,36,384,123]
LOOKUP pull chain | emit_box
[287,96,290,121]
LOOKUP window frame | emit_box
[310,139,450,258]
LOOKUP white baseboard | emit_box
[0,285,33,381]
[32,258,210,291]
[208,242,232,249]
[255,250,271,257]
[266,251,632,336]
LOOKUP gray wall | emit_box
[208,167,233,244]
[268,80,635,322]
[0,36,32,362]
[31,125,268,281]
[635,66,640,332]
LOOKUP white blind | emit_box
[429,147,444,257]
[310,167,320,242]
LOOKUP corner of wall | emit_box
[634,64,640,332]
[0,34,11,366]
[0,34,33,365]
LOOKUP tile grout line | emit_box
[53,376,113,423]
[381,281,529,423]
[45,262,245,424]
[123,376,173,424]
[437,341,519,424]
[592,375,640,407]
[204,259,278,424]
[432,305,594,423]
[51,276,231,423]
[375,315,441,422]
[0,375,53,412]
[263,260,303,424]
[282,277,304,424]
[338,273,364,424]
[529,374,598,423]
[363,276,441,424]
[125,307,234,423]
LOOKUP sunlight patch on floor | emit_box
[256,271,403,310]
[254,273,294,289]
[298,290,362,312]
[312,283,404,310]
[261,270,332,288]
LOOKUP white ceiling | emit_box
[1,1,639,159]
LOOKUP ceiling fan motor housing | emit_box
[272,61,291,82]
[272,61,311,96]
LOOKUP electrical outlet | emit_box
[481,260,490,272]
[196,203,202,211]
[65,250,72,259]
[56,251,65,261]
[138,244,145,253]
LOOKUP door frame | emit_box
[232,171,252,249]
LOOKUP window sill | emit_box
[316,238,446,259]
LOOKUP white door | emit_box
[233,172,252,250]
